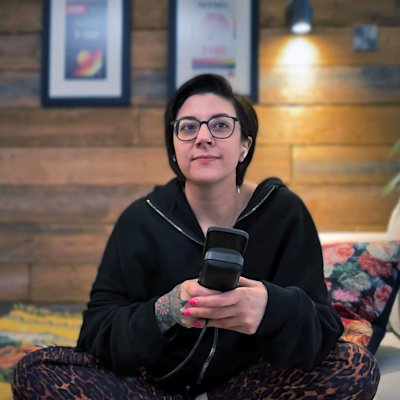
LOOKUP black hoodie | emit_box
[77,177,343,397]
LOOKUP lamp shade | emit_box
[286,0,313,34]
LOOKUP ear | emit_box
[239,136,253,163]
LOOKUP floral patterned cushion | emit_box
[322,240,400,354]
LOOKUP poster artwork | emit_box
[192,0,236,78]
[65,0,108,80]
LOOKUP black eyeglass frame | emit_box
[170,116,239,142]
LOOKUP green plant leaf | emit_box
[389,139,400,157]
[383,139,400,195]
[383,172,400,195]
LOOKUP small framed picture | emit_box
[168,0,259,102]
[353,25,379,52]
[41,0,131,107]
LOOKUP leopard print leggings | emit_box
[11,341,379,400]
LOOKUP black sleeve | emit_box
[255,189,344,371]
[76,217,175,376]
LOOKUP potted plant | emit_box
[384,140,400,339]
[384,139,400,240]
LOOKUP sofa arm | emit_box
[389,291,400,338]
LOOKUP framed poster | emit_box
[168,0,259,102]
[41,0,131,107]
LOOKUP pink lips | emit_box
[193,155,218,164]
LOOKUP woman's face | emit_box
[173,93,250,187]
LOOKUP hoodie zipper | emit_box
[146,199,203,246]
[146,185,277,241]
[236,185,276,224]
[193,186,277,382]
[146,185,277,382]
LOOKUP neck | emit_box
[184,179,240,233]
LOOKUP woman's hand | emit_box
[155,279,219,333]
[184,277,268,335]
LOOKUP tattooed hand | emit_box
[155,279,218,333]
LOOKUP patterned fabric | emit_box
[0,304,82,400]
[0,304,82,347]
[12,343,379,400]
[323,240,400,353]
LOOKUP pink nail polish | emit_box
[189,299,197,306]
[184,310,191,316]
[194,323,202,328]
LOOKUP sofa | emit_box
[319,232,400,400]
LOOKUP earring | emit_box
[172,154,177,162]
[242,147,248,159]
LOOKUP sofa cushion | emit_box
[322,240,400,354]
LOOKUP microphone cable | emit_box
[153,320,209,381]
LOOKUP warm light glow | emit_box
[271,37,320,97]
[291,22,312,34]
[278,37,319,66]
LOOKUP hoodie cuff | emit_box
[130,297,177,359]
[256,281,299,336]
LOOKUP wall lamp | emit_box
[285,0,313,34]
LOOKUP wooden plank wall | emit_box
[1,0,400,303]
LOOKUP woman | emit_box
[12,74,380,400]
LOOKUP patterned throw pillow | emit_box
[322,240,400,354]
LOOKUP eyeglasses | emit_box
[170,116,239,142]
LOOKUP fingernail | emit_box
[189,299,196,306]
[194,323,202,328]
[184,310,191,316]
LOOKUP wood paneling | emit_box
[260,0,400,28]
[0,145,288,187]
[0,147,173,185]
[132,31,167,69]
[2,0,400,34]
[0,264,30,301]
[1,184,395,268]
[0,109,138,147]
[0,185,153,224]
[0,0,42,34]
[293,146,400,184]
[260,28,400,67]
[292,185,398,231]
[315,223,389,232]
[4,27,400,73]
[0,34,40,70]
[0,69,168,108]
[131,0,168,30]
[5,66,400,108]
[131,69,168,106]
[0,224,112,264]
[246,145,291,183]
[0,0,169,33]
[0,31,167,71]
[31,265,97,303]
[352,225,389,232]
[256,105,400,145]
[1,0,399,304]
[5,183,394,231]
[138,108,165,146]
[259,65,400,105]
[0,71,39,108]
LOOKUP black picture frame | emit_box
[168,0,259,103]
[41,0,131,107]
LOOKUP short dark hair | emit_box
[164,74,258,187]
